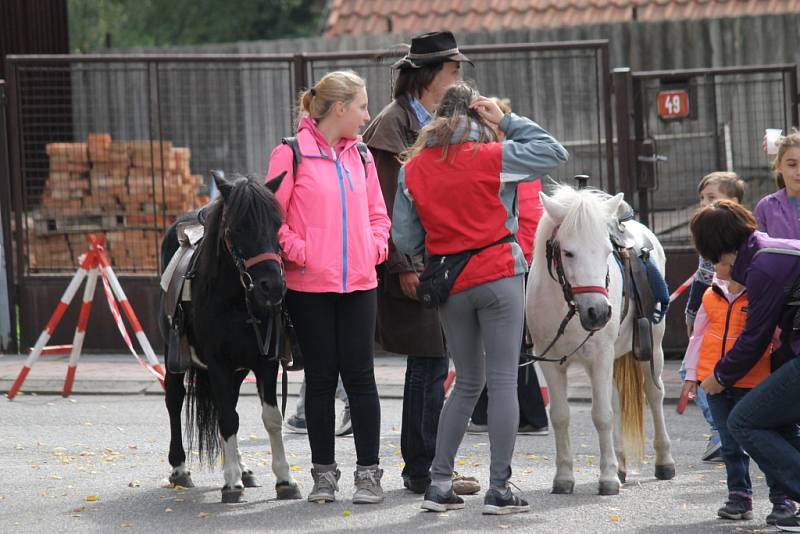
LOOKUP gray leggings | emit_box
[430,274,525,489]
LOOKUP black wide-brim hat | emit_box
[392,31,473,70]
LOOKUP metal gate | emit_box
[3,41,613,352]
[301,40,615,192]
[615,64,799,353]
[4,54,297,351]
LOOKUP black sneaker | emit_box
[482,487,530,515]
[768,500,798,525]
[421,485,464,512]
[777,511,800,532]
[717,496,753,520]
[403,475,430,494]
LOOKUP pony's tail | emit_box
[613,352,646,466]
[185,366,220,466]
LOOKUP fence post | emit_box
[293,54,308,96]
[0,79,16,353]
[612,68,634,204]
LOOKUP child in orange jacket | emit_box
[682,276,795,525]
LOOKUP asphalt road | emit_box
[0,394,773,533]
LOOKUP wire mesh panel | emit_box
[305,42,613,191]
[9,56,295,276]
[634,67,797,246]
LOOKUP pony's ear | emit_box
[603,192,625,217]
[211,170,233,200]
[539,191,568,224]
[265,171,286,194]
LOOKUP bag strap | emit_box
[465,234,517,256]
[282,136,370,177]
[281,136,302,176]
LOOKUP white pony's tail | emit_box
[613,352,645,466]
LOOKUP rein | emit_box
[523,229,609,367]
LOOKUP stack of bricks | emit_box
[31,134,210,272]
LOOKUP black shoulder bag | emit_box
[417,235,516,308]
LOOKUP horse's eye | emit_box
[564,251,574,258]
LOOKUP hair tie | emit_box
[310,87,317,97]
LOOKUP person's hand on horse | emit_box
[469,96,504,125]
[700,373,725,395]
[399,271,420,300]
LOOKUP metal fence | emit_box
[6,54,296,276]
[303,41,614,193]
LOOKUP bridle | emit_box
[522,227,610,367]
[221,213,285,360]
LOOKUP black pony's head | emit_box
[201,170,286,309]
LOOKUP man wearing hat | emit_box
[363,31,478,496]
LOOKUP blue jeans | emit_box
[401,355,449,480]
[728,356,800,502]
[707,388,786,501]
[678,361,716,432]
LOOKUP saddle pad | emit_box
[160,223,205,292]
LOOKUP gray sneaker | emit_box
[308,466,340,503]
[353,465,384,504]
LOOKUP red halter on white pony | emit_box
[526,184,675,496]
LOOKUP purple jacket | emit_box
[754,188,800,239]
[713,232,800,387]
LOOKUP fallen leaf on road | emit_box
[73,506,85,513]
[85,495,98,502]
[498,525,510,529]
[120,523,132,528]
[128,480,140,488]
[457,460,466,466]
[197,512,210,518]
[291,465,301,471]
[342,511,351,517]
[47,474,63,480]
[165,508,173,513]
[128,444,138,450]
[611,514,621,522]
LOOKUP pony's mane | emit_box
[533,184,614,269]
[195,174,283,288]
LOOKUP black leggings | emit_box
[286,289,380,466]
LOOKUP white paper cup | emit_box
[766,128,783,155]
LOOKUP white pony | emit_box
[526,185,675,496]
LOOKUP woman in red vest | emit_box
[392,82,567,514]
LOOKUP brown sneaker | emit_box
[452,471,480,495]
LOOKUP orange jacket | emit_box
[696,285,771,388]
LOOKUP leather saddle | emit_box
[609,201,659,364]
[161,219,205,374]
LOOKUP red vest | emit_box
[697,286,771,388]
[403,142,522,293]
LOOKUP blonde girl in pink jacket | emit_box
[266,70,390,505]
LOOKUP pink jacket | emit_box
[266,116,390,293]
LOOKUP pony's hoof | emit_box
[598,480,620,496]
[241,470,260,488]
[221,485,244,503]
[617,470,626,484]
[276,481,302,500]
[169,471,195,488]
[552,480,574,494]
[655,463,676,480]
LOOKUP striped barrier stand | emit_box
[7,234,164,400]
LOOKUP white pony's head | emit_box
[537,185,624,332]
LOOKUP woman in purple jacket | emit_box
[754,130,800,238]
[691,200,800,531]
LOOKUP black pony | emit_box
[160,171,301,503]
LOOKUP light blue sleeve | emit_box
[499,113,569,183]
[391,167,426,257]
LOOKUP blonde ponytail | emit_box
[296,70,365,126]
